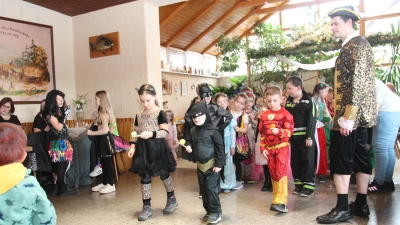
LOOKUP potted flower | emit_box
[73,93,87,120]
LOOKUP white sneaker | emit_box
[92,183,105,192]
[90,166,102,177]
[99,184,116,194]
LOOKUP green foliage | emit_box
[376,20,400,94]
[253,23,285,53]
[215,35,245,73]
[248,32,400,59]
[14,39,50,82]
[210,76,248,98]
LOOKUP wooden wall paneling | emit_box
[159,3,182,22]
[238,0,281,8]
[165,0,221,47]
[24,0,137,16]
[160,1,189,28]
[254,0,341,14]
[201,7,260,54]
[184,1,242,51]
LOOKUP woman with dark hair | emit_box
[33,99,49,133]
[128,84,178,221]
[0,97,21,125]
[43,89,76,197]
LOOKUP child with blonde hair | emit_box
[87,90,117,194]
[231,93,249,187]
[259,86,294,212]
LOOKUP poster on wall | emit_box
[0,17,56,104]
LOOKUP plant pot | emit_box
[76,110,84,120]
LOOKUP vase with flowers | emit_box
[73,93,87,120]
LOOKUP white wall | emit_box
[1,0,75,122]
[162,72,220,118]
[73,0,162,119]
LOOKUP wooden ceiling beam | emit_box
[241,0,290,37]
[201,5,262,54]
[365,12,400,21]
[254,0,341,14]
[160,1,189,28]
[164,0,221,47]
[184,1,242,51]
[238,0,282,8]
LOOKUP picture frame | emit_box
[0,17,56,104]
[181,81,187,96]
[162,79,172,95]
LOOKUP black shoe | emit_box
[316,208,353,224]
[318,175,325,183]
[270,203,288,213]
[384,181,395,191]
[261,186,268,192]
[368,179,386,193]
[50,188,58,196]
[58,185,77,197]
[349,202,370,217]
[300,188,314,197]
[292,185,303,195]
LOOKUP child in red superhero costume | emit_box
[259,86,294,213]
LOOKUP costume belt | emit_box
[266,142,289,151]
[197,158,215,173]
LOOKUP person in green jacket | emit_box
[0,122,57,225]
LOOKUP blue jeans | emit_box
[372,111,400,184]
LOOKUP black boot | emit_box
[50,184,58,196]
[58,184,77,197]
[262,165,273,192]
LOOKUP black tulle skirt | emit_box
[131,138,176,177]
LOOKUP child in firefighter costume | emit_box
[259,86,294,212]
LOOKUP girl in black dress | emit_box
[128,84,177,221]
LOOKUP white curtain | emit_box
[275,54,337,70]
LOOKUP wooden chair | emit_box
[112,118,134,182]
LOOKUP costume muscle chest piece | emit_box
[259,108,294,149]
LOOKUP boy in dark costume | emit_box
[285,76,317,197]
[182,83,232,163]
[184,101,226,224]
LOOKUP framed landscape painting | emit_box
[0,17,55,104]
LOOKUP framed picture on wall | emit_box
[181,81,187,96]
[0,17,56,104]
[162,80,172,95]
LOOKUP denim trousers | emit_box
[372,111,400,184]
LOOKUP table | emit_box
[66,127,93,188]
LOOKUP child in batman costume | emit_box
[185,101,226,224]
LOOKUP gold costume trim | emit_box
[197,158,215,173]
[344,105,359,120]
